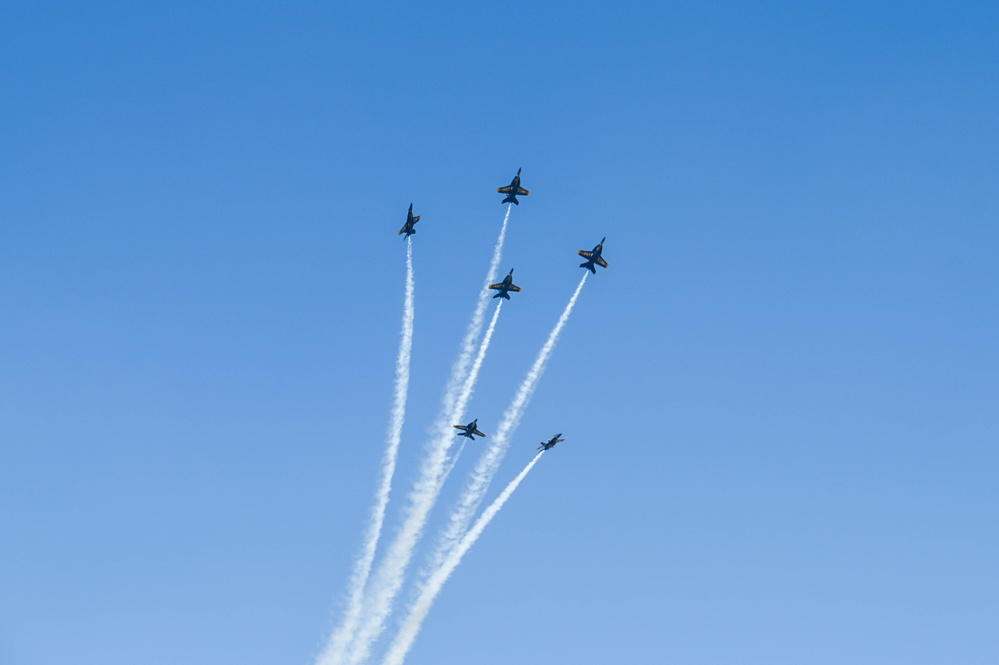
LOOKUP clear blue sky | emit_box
[2,2,997,664]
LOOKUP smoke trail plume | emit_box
[440,440,466,484]
[425,272,588,578]
[439,299,503,485]
[343,208,512,665]
[317,238,416,665]
[383,452,545,665]
[456,299,503,430]
[433,203,510,431]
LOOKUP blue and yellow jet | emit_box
[454,419,487,440]
[497,168,530,205]
[488,269,522,300]
[578,237,609,274]
[398,203,420,238]
[537,433,565,451]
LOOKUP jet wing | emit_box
[578,250,594,259]
[497,185,514,194]
[472,428,487,437]
[516,187,530,196]
[508,284,522,292]
[487,281,504,290]
[596,256,609,268]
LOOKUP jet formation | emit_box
[488,269,522,300]
[397,170,607,454]
[496,168,531,205]
[537,433,565,451]
[453,419,487,440]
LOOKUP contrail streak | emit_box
[439,300,503,485]
[425,272,588,579]
[317,238,416,665]
[344,208,512,665]
[448,204,510,412]
[456,298,503,430]
[440,440,465,484]
[382,452,545,665]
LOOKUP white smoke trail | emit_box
[382,452,545,665]
[440,440,466,484]
[424,272,588,579]
[316,238,416,665]
[434,203,510,433]
[456,299,503,430]
[438,300,503,485]
[446,204,510,414]
[343,208,512,665]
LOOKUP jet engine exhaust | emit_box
[383,452,545,665]
[317,237,417,665]
[341,208,513,665]
[423,272,588,581]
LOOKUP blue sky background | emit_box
[2,2,997,664]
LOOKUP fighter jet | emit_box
[453,419,487,440]
[398,204,421,238]
[578,237,609,274]
[488,269,522,300]
[497,168,530,205]
[537,433,565,451]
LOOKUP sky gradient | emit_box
[2,2,997,664]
